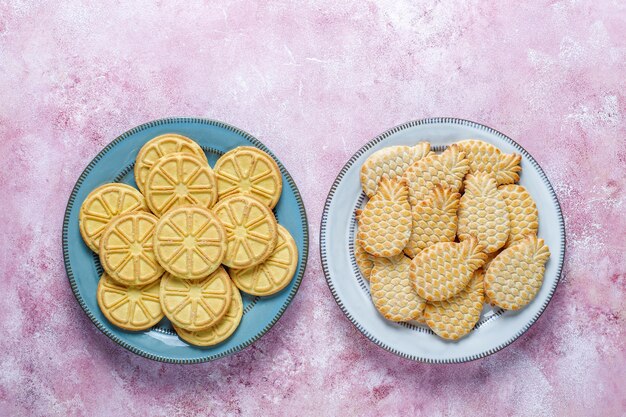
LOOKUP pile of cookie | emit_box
[355,140,550,340]
[79,134,298,347]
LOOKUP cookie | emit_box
[160,268,233,331]
[354,210,374,280]
[230,225,298,296]
[153,206,226,280]
[213,146,283,209]
[370,255,426,322]
[484,235,550,310]
[97,272,163,331]
[79,183,147,253]
[356,177,412,257]
[483,250,501,272]
[455,139,522,185]
[424,270,485,340]
[144,152,218,216]
[212,195,278,269]
[134,134,208,193]
[404,185,460,258]
[498,184,539,247]
[410,236,487,302]
[457,172,510,253]
[99,211,164,286]
[360,143,431,198]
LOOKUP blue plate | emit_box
[63,118,309,363]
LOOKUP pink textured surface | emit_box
[0,1,625,416]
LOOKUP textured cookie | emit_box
[213,146,283,209]
[160,268,233,331]
[402,144,470,206]
[370,255,426,322]
[484,235,550,310]
[455,139,522,185]
[457,172,510,253]
[360,143,431,198]
[356,177,412,257]
[410,237,487,302]
[99,212,164,286]
[153,206,226,280]
[97,272,163,331]
[498,184,539,247]
[212,195,278,269]
[79,183,147,253]
[424,270,485,340]
[404,185,460,258]
[134,134,208,193]
[483,250,501,272]
[354,210,374,280]
[144,152,218,216]
[230,225,298,296]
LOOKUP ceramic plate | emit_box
[63,118,308,363]
[320,118,565,363]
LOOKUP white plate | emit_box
[320,118,565,363]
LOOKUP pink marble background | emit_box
[1,1,625,416]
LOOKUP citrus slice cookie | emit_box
[160,268,233,331]
[356,177,411,257]
[404,185,460,258]
[144,152,218,216]
[213,195,278,269]
[213,146,283,209]
[97,272,163,331]
[360,143,431,198]
[455,139,521,185]
[370,255,426,322]
[174,285,243,346]
[484,235,550,310]
[230,225,298,296]
[457,172,510,253]
[79,183,147,253]
[99,212,164,286]
[354,210,374,280]
[402,144,470,206]
[424,270,485,340]
[498,184,539,247]
[410,237,487,302]
[134,134,208,193]
[153,206,227,280]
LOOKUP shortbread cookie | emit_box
[370,255,426,322]
[144,152,218,216]
[404,185,460,258]
[484,235,550,310]
[498,184,539,246]
[212,195,278,269]
[134,134,208,193]
[356,177,412,257]
[410,237,487,302]
[160,268,233,331]
[424,270,485,340]
[360,143,431,197]
[213,146,283,209]
[153,206,226,280]
[457,172,510,253]
[79,183,147,253]
[97,272,163,331]
[99,212,164,286]
[354,210,374,280]
[230,225,298,296]
[456,139,521,185]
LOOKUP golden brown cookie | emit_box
[498,184,539,247]
[455,139,521,185]
[354,210,374,280]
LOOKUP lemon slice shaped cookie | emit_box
[153,206,227,280]
[456,139,521,185]
[498,184,539,247]
[214,146,283,209]
[230,224,298,296]
[79,183,147,253]
[134,134,208,193]
[97,272,164,331]
[99,212,164,286]
[160,268,233,331]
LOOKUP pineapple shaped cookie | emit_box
[456,139,522,185]
[498,184,539,247]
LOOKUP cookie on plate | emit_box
[353,213,375,281]
[455,139,521,185]
[498,184,539,247]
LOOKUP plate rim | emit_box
[62,117,309,364]
[319,117,566,363]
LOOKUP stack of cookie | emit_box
[79,134,298,346]
[356,140,550,340]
